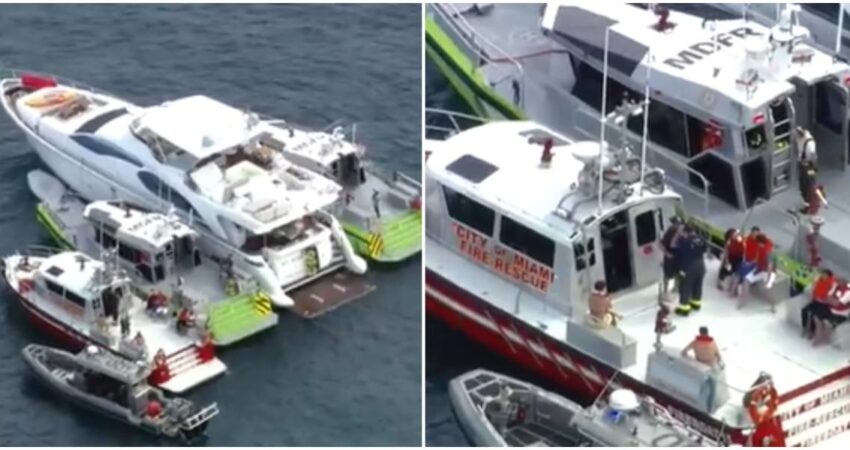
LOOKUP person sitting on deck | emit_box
[659,217,684,301]
[811,278,850,346]
[176,307,196,335]
[732,231,777,311]
[802,269,837,341]
[681,326,724,370]
[717,228,745,293]
[146,290,168,317]
[587,280,619,328]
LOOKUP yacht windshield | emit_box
[240,215,321,253]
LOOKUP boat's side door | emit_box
[812,79,850,169]
[628,203,662,289]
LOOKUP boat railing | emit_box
[20,245,65,258]
[0,67,121,99]
[425,107,490,139]
[181,402,220,431]
[431,3,526,109]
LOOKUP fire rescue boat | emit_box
[425,106,850,446]
[2,248,226,394]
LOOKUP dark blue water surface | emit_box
[0,4,421,446]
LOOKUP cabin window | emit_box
[499,216,555,267]
[443,186,495,236]
[745,125,767,152]
[816,83,846,135]
[137,171,198,216]
[45,280,64,296]
[635,210,657,246]
[117,243,138,262]
[802,3,839,20]
[71,134,142,167]
[94,229,118,249]
[689,152,741,208]
[573,238,597,271]
[64,290,87,309]
[628,100,689,158]
[570,58,642,113]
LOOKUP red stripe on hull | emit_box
[426,269,748,444]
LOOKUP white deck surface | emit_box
[428,239,850,426]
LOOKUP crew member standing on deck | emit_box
[796,127,821,214]
[660,217,684,302]
[675,225,708,317]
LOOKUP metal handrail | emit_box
[1,67,121,99]
[431,4,526,109]
[425,107,490,137]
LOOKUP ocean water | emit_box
[0,4,421,446]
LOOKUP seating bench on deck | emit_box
[785,292,850,349]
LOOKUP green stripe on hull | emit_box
[342,210,422,263]
[425,16,526,121]
[35,203,74,250]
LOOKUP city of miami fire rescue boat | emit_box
[2,247,226,394]
[0,71,372,309]
[27,169,281,343]
[425,107,850,447]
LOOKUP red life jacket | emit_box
[813,276,837,302]
[831,284,850,316]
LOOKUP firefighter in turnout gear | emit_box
[674,225,708,316]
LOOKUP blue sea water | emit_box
[0,4,421,446]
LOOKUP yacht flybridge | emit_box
[0,74,369,308]
[425,110,850,447]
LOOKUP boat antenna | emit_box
[597,26,611,213]
[639,50,652,196]
[837,4,845,56]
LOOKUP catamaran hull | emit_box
[426,268,850,446]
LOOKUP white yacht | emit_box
[0,74,368,308]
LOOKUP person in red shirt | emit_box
[802,269,836,340]
[734,231,777,310]
[812,279,850,345]
[717,228,744,292]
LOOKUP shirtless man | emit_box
[681,326,724,370]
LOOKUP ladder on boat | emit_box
[181,402,220,430]
[769,98,796,196]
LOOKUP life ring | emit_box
[746,383,780,425]
[24,90,77,108]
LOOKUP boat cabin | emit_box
[541,3,850,210]
[84,201,201,285]
[426,119,681,316]
[31,251,129,328]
